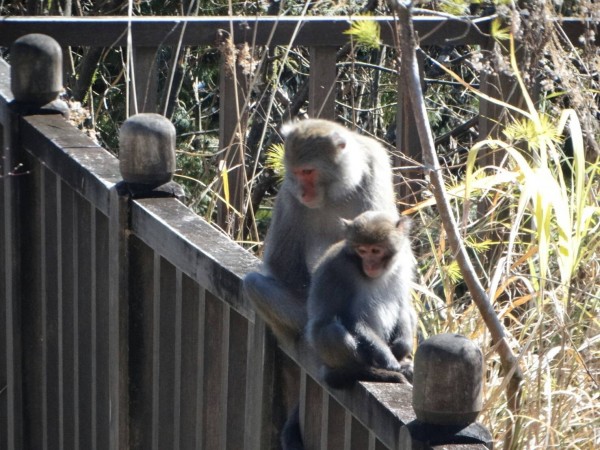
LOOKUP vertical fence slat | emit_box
[55,174,65,450]
[173,270,184,450]
[244,318,276,450]
[226,309,249,450]
[203,292,228,450]
[128,235,156,450]
[95,210,110,450]
[395,53,425,207]
[61,184,76,450]
[108,187,130,450]
[217,44,249,235]
[76,193,93,449]
[157,257,177,450]
[326,394,346,450]
[91,197,98,450]
[0,60,21,450]
[20,156,45,450]
[350,416,370,450]
[308,46,338,119]
[301,374,324,450]
[178,274,204,449]
[0,117,8,450]
[194,285,207,450]
[130,46,159,114]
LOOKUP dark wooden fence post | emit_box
[308,46,337,119]
[130,47,159,115]
[117,113,181,449]
[400,333,493,449]
[217,35,249,237]
[3,33,65,450]
[109,113,179,450]
[395,53,425,208]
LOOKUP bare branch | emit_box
[386,0,523,440]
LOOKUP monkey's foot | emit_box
[399,361,414,384]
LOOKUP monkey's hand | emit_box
[354,324,403,371]
[398,360,414,384]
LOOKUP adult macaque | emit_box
[307,211,415,388]
[243,119,398,343]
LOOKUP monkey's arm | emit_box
[388,301,417,362]
[243,272,307,343]
[308,317,359,368]
[353,322,403,371]
[243,187,312,343]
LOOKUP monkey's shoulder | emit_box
[313,243,361,277]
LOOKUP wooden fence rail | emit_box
[0,53,488,449]
[4,14,596,449]
[0,15,596,226]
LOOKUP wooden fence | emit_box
[0,56,485,450]
[1,15,596,450]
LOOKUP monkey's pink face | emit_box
[292,166,323,208]
[355,244,389,278]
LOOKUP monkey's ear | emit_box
[330,131,347,151]
[396,216,412,233]
[280,121,297,138]
[340,218,352,229]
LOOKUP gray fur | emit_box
[243,119,398,344]
[307,211,416,388]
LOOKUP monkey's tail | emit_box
[281,404,304,450]
[324,366,410,389]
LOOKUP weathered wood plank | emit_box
[0,56,22,450]
[225,309,250,450]
[281,338,415,450]
[130,197,258,318]
[20,114,120,216]
[156,257,177,450]
[349,416,369,450]
[325,395,346,450]
[108,186,130,450]
[202,292,228,450]
[60,184,77,450]
[95,210,111,450]
[308,46,338,119]
[301,375,324,450]
[177,274,204,449]
[0,16,496,47]
[244,318,276,450]
[43,166,60,450]
[20,156,45,450]
[128,235,156,450]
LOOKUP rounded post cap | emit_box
[412,333,484,426]
[119,113,176,186]
[10,33,63,105]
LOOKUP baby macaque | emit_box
[307,211,416,388]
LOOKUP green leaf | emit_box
[344,19,381,51]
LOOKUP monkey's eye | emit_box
[355,247,367,256]
[293,168,315,178]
